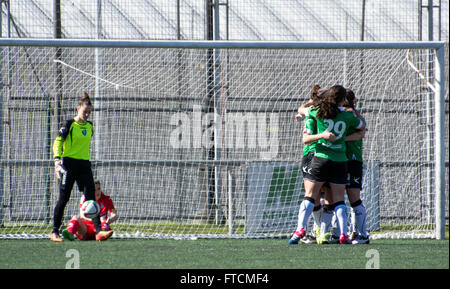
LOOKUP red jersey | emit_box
[79,193,115,219]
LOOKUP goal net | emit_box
[0,40,446,239]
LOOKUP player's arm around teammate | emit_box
[295,84,322,122]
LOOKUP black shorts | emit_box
[301,152,314,179]
[305,156,348,185]
[346,160,363,189]
[60,157,95,200]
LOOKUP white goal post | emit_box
[0,39,446,239]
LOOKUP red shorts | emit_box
[76,219,96,241]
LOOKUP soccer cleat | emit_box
[314,226,321,239]
[339,233,350,244]
[350,232,358,241]
[95,230,114,241]
[288,228,305,245]
[300,234,316,244]
[351,235,370,244]
[62,229,76,241]
[316,232,331,244]
[50,232,63,242]
[329,234,340,244]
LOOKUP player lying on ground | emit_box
[62,179,117,241]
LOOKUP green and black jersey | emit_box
[53,119,94,161]
[306,106,363,162]
[345,128,363,162]
[302,116,317,156]
[345,110,366,162]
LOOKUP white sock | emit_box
[296,198,315,232]
[334,203,348,236]
[350,207,356,233]
[312,205,322,229]
[320,206,334,235]
[351,201,367,237]
[331,213,340,236]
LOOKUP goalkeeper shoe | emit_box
[95,230,114,242]
[288,228,305,245]
[50,233,63,242]
[351,235,370,244]
[339,233,350,244]
[62,229,76,241]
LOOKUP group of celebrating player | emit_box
[289,84,369,245]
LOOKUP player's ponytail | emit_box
[310,85,322,103]
[305,84,325,108]
[311,84,321,97]
[344,88,356,108]
[79,92,92,107]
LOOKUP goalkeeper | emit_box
[51,92,113,242]
[62,179,117,241]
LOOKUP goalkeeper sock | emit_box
[67,220,79,234]
[334,202,348,236]
[351,200,367,237]
[296,197,315,232]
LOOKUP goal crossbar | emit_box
[0,38,445,50]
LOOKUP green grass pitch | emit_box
[0,238,448,269]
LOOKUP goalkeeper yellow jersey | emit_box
[53,119,93,161]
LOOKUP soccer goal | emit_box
[0,39,446,240]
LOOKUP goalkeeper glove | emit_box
[55,159,67,180]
